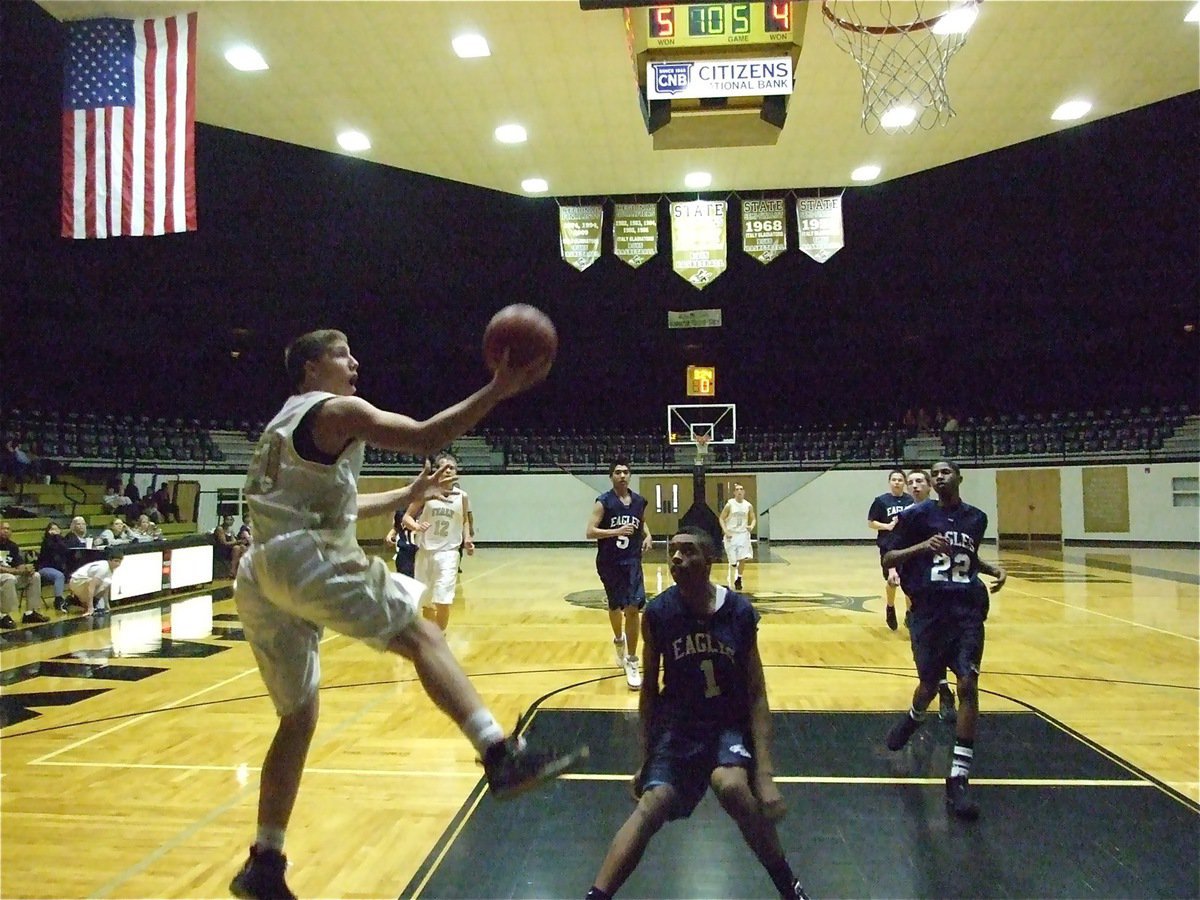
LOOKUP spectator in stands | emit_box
[68,552,123,616]
[124,476,143,515]
[36,522,71,613]
[942,412,960,434]
[0,520,48,627]
[133,513,163,542]
[152,484,180,523]
[62,516,94,595]
[236,513,252,545]
[103,478,134,515]
[917,407,932,432]
[213,514,243,577]
[1,437,37,487]
[96,517,135,547]
[901,409,918,435]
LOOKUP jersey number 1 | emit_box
[699,659,721,698]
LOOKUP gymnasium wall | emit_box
[184,461,1198,545]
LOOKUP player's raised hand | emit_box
[489,347,553,399]
[924,533,950,554]
[410,460,455,504]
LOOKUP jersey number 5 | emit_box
[931,552,971,583]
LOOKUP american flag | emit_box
[61,13,197,239]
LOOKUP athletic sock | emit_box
[461,708,506,756]
[255,825,286,853]
[950,738,974,779]
[909,705,928,722]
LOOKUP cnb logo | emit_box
[652,62,692,95]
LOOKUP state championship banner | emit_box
[613,203,658,269]
[670,200,727,289]
[559,205,603,272]
[796,195,844,263]
[648,57,793,101]
[741,198,787,264]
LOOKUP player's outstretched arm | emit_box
[746,637,786,821]
[314,351,551,456]
[357,461,453,520]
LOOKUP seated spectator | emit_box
[212,515,243,577]
[68,553,123,616]
[123,476,143,518]
[132,514,163,542]
[103,478,134,515]
[942,412,960,433]
[151,484,180,524]
[62,516,94,591]
[96,517,135,547]
[0,520,48,627]
[236,513,252,545]
[916,407,932,431]
[36,522,71,613]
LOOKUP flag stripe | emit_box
[60,12,196,239]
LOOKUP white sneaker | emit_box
[613,635,627,668]
[624,655,642,690]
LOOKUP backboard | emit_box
[667,403,737,445]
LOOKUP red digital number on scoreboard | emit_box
[650,6,675,38]
[766,1,790,32]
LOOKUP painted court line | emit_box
[1006,584,1199,642]
[558,773,1151,787]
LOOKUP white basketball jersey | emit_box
[244,391,365,547]
[417,489,465,552]
[725,498,752,534]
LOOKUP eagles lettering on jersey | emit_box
[891,499,989,599]
[595,490,648,567]
[645,585,759,730]
[868,491,915,548]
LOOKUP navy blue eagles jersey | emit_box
[595,490,648,567]
[868,492,914,548]
[891,499,989,599]
[644,586,760,730]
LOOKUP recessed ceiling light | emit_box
[337,131,371,152]
[224,46,268,71]
[521,178,548,193]
[453,34,490,58]
[1051,100,1092,121]
[851,165,881,182]
[494,124,527,144]
[684,171,712,188]
[931,4,979,34]
[880,105,917,130]
[1186,2,1200,22]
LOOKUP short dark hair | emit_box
[673,525,716,562]
[434,451,458,467]
[933,459,962,476]
[888,468,906,479]
[284,329,347,390]
[907,468,931,481]
[609,458,631,475]
[106,550,125,562]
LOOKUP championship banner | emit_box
[670,200,727,289]
[668,309,722,329]
[559,205,603,272]
[741,198,787,264]
[613,203,658,269]
[796,195,844,263]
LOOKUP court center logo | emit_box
[564,588,875,615]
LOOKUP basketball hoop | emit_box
[822,0,981,133]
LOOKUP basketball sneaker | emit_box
[734,576,743,591]
[624,654,643,690]
[886,713,923,751]
[22,611,49,625]
[483,734,588,800]
[613,635,626,668]
[938,684,958,723]
[885,605,898,631]
[945,775,980,820]
[786,879,811,900]
[230,845,296,900]
[0,614,15,629]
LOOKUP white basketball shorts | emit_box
[415,548,460,606]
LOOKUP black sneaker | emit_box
[785,879,811,899]
[938,684,958,723]
[734,576,743,591]
[886,714,923,751]
[54,597,69,613]
[903,610,911,630]
[885,606,898,631]
[0,614,15,630]
[483,734,588,800]
[66,595,85,609]
[945,775,980,820]
[230,845,296,900]
[22,611,50,625]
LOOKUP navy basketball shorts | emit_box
[597,561,646,611]
[908,593,986,685]
[878,546,893,580]
[642,725,754,820]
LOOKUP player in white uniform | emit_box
[719,483,756,590]
[404,451,472,631]
[67,554,122,615]
[229,329,581,900]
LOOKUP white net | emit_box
[822,0,980,133]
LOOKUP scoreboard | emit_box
[646,3,796,47]
[687,365,716,397]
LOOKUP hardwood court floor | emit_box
[1,544,1196,899]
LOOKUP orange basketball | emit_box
[482,304,558,371]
